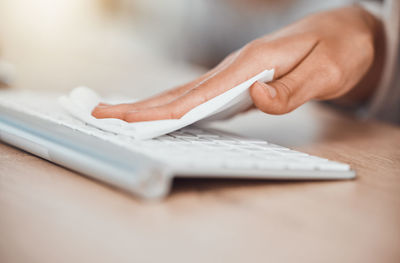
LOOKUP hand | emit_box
[92,6,380,122]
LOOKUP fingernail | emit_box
[265,84,277,98]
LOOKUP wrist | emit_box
[356,4,385,48]
[330,5,385,106]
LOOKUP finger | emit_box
[123,37,321,122]
[124,100,255,122]
[92,103,132,119]
[92,51,240,119]
[95,36,318,120]
[123,58,251,122]
[241,34,319,79]
[250,42,341,114]
[133,37,321,118]
[250,81,295,115]
[95,36,319,120]
[124,108,176,122]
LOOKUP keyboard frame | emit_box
[0,104,173,199]
[0,101,355,199]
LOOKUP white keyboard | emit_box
[141,128,352,174]
[0,90,355,197]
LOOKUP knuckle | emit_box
[248,38,266,49]
[123,112,134,122]
[242,39,267,59]
[357,34,374,65]
[274,79,293,102]
[251,82,268,109]
[168,106,184,119]
[169,109,180,119]
[190,87,209,104]
[92,107,107,118]
[168,88,184,98]
[91,107,100,116]
[221,50,239,64]
[268,80,294,114]
[252,81,295,115]
[321,55,344,88]
[235,38,274,72]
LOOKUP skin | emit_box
[92,6,382,122]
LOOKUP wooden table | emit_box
[1,102,399,263]
[2,1,398,261]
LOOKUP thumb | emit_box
[250,44,325,114]
[249,78,298,115]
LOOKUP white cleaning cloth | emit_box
[59,69,274,140]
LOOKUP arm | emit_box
[92,5,382,122]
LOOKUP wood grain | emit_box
[1,103,399,263]
[1,3,399,261]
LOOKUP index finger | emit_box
[92,51,241,120]
[123,55,257,122]
[123,36,319,122]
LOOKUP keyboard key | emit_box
[287,163,317,170]
[0,91,354,179]
[256,162,287,170]
[317,162,350,171]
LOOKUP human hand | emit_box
[92,6,379,122]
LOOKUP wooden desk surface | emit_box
[0,103,399,263]
[1,3,399,262]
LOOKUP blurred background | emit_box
[0,0,205,96]
[0,0,352,94]
[0,0,353,144]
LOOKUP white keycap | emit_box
[0,90,354,178]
